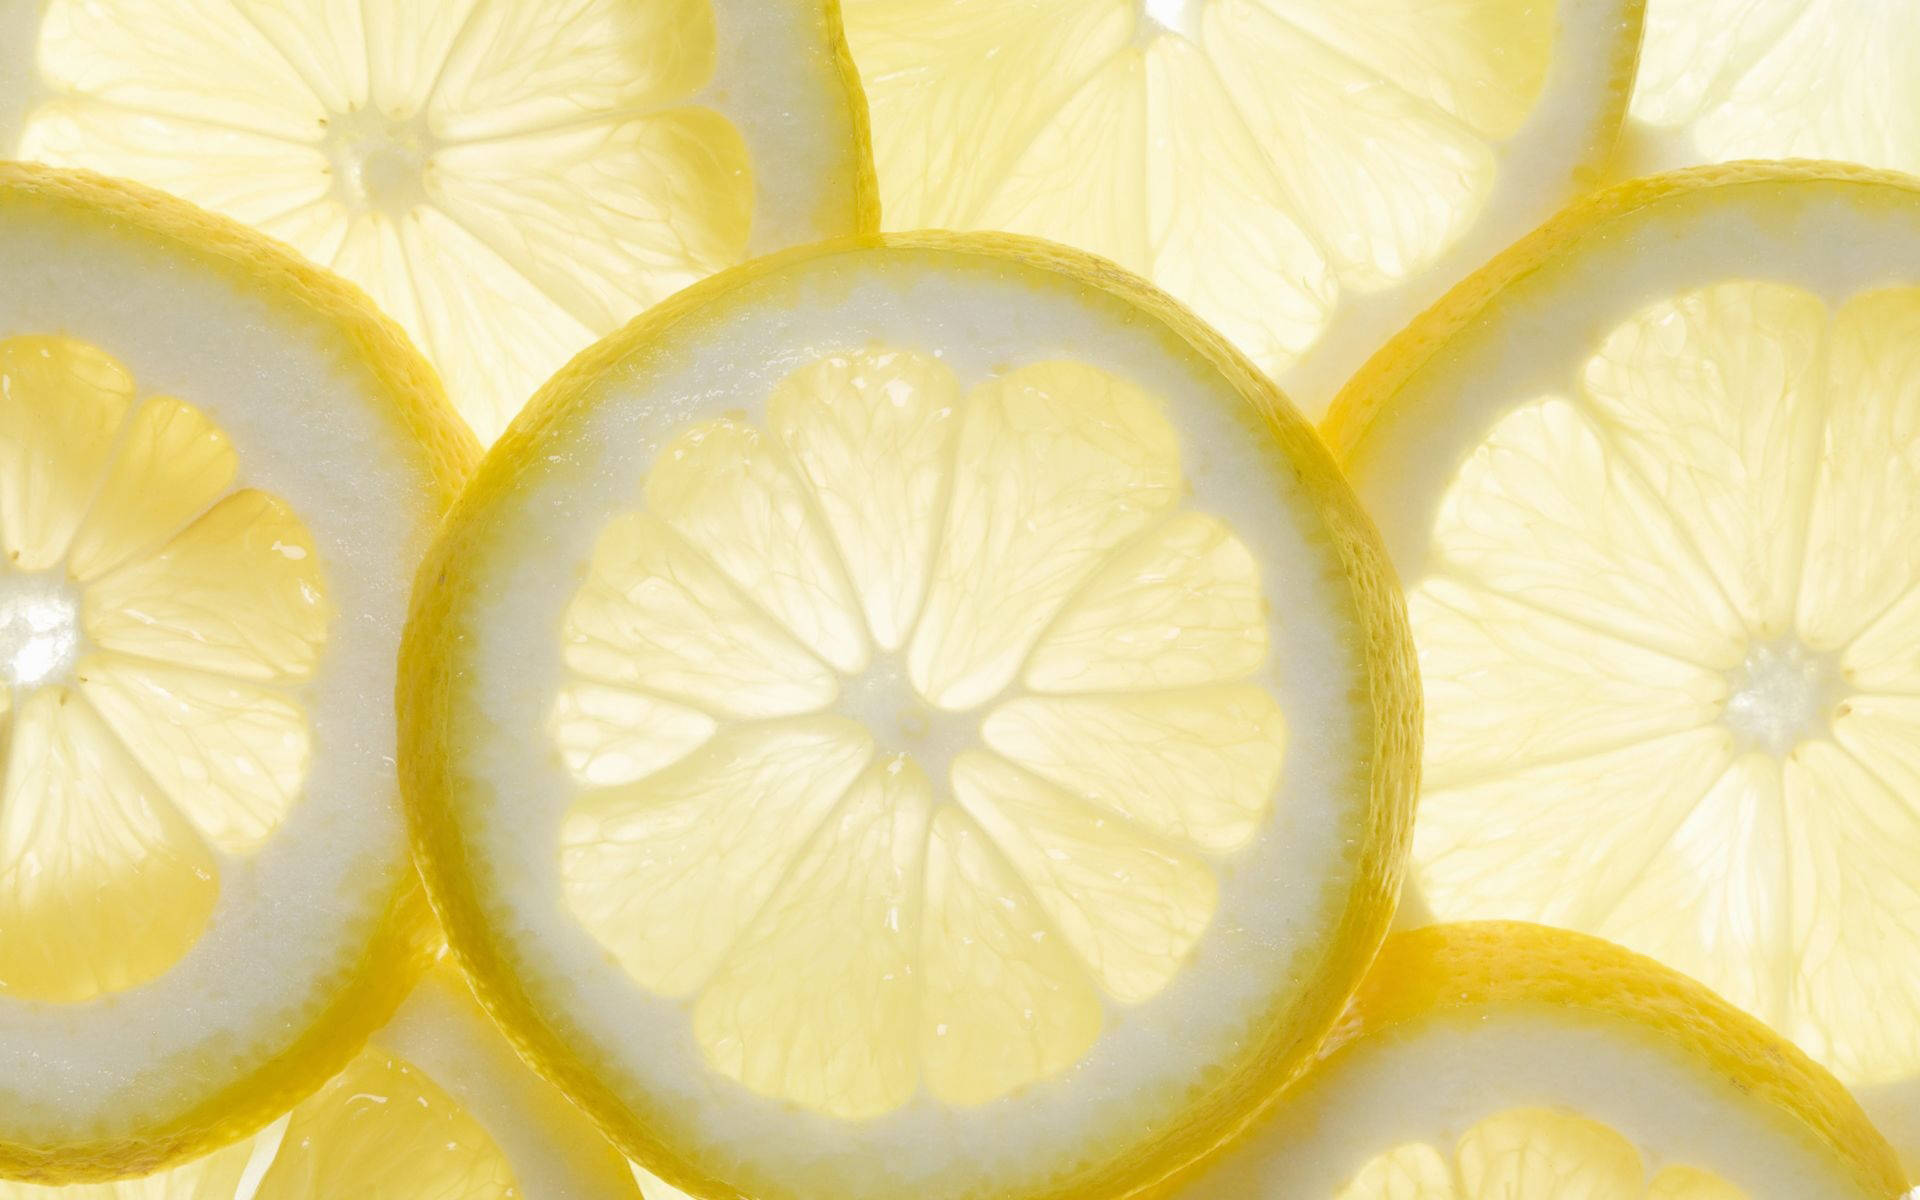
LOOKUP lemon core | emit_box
[834,654,974,784]
[322,106,437,217]
[1724,640,1837,757]
[1137,0,1201,42]
[0,571,80,688]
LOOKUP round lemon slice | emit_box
[1618,0,1920,179]
[0,960,644,1199]
[1176,923,1907,1199]
[0,0,876,442]
[840,0,1641,415]
[0,164,474,1181]
[401,233,1419,1200]
[1327,163,1920,1173]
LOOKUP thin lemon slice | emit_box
[1176,923,1906,1199]
[840,0,1641,415]
[0,960,644,1200]
[1617,0,1920,179]
[401,233,1418,1200]
[0,0,876,442]
[1326,163,1920,1176]
[0,164,474,1182]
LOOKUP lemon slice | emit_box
[840,0,1640,415]
[1326,163,1920,1175]
[0,0,876,442]
[1177,922,1907,1199]
[0,960,644,1199]
[1618,1,1920,179]
[0,164,474,1181]
[400,233,1419,1200]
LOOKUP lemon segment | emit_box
[7,0,875,441]
[1620,0,1920,179]
[844,0,1640,413]
[1179,923,1906,1199]
[402,234,1417,1200]
[1326,164,1920,1171]
[0,164,471,1181]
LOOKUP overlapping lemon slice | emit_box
[1177,923,1906,1199]
[0,0,875,441]
[841,0,1641,414]
[0,164,474,1182]
[1327,163,1920,1175]
[400,234,1418,1200]
[1619,0,1920,179]
[0,961,643,1199]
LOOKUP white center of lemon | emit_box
[834,654,973,785]
[323,106,437,216]
[1723,640,1836,756]
[1137,0,1202,41]
[0,570,79,688]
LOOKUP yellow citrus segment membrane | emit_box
[1409,280,1920,1086]
[846,0,1563,391]
[0,335,325,1003]
[1623,0,1920,177]
[250,1048,518,1200]
[545,347,1290,1118]
[16,0,769,441]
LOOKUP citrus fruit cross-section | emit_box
[0,0,876,441]
[1326,163,1920,1173]
[0,960,646,1200]
[0,164,475,1183]
[840,0,1642,414]
[400,233,1419,1200]
[1176,923,1907,1199]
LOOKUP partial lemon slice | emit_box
[0,164,474,1181]
[401,233,1419,1200]
[840,0,1641,415]
[1617,1,1920,179]
[0,0,875,442]
[1176,923,1906,1199]
[1326,163,1920,1175]
[0,960,644,1199]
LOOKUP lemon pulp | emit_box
[553,349,1284,1116]
[0,334,326,1004]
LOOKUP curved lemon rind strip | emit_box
[398,228,1420,1200]
[1322,160,1920,459]
[1317,923,1907,1200]
[0,161,477,1185]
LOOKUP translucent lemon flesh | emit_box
[553,349,1284,1118]
[1408,280,1920,1086]
[1337,1109,1749,1200]
[843,0,1630,410]
[0,335,326,1004]
[9,0,865,440]
[1623,0,1920,178]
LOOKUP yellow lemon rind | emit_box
[1320,922,1909,1200]
[398,229,1419,1200]
[0,163,476,1184]
[1321,159,1920,460]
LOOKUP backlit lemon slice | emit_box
[0,164,473,1182]
[0,0,875,441]
[0,960,643,1199]
[1618,0,1920,179]
[841,0,1641,414]
[400,233,1418,1200]
[1177,923,1906,1199]
[1327,163,1920,1175]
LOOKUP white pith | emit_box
[1181,1012,1876,1198]
[0,571,80,689]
